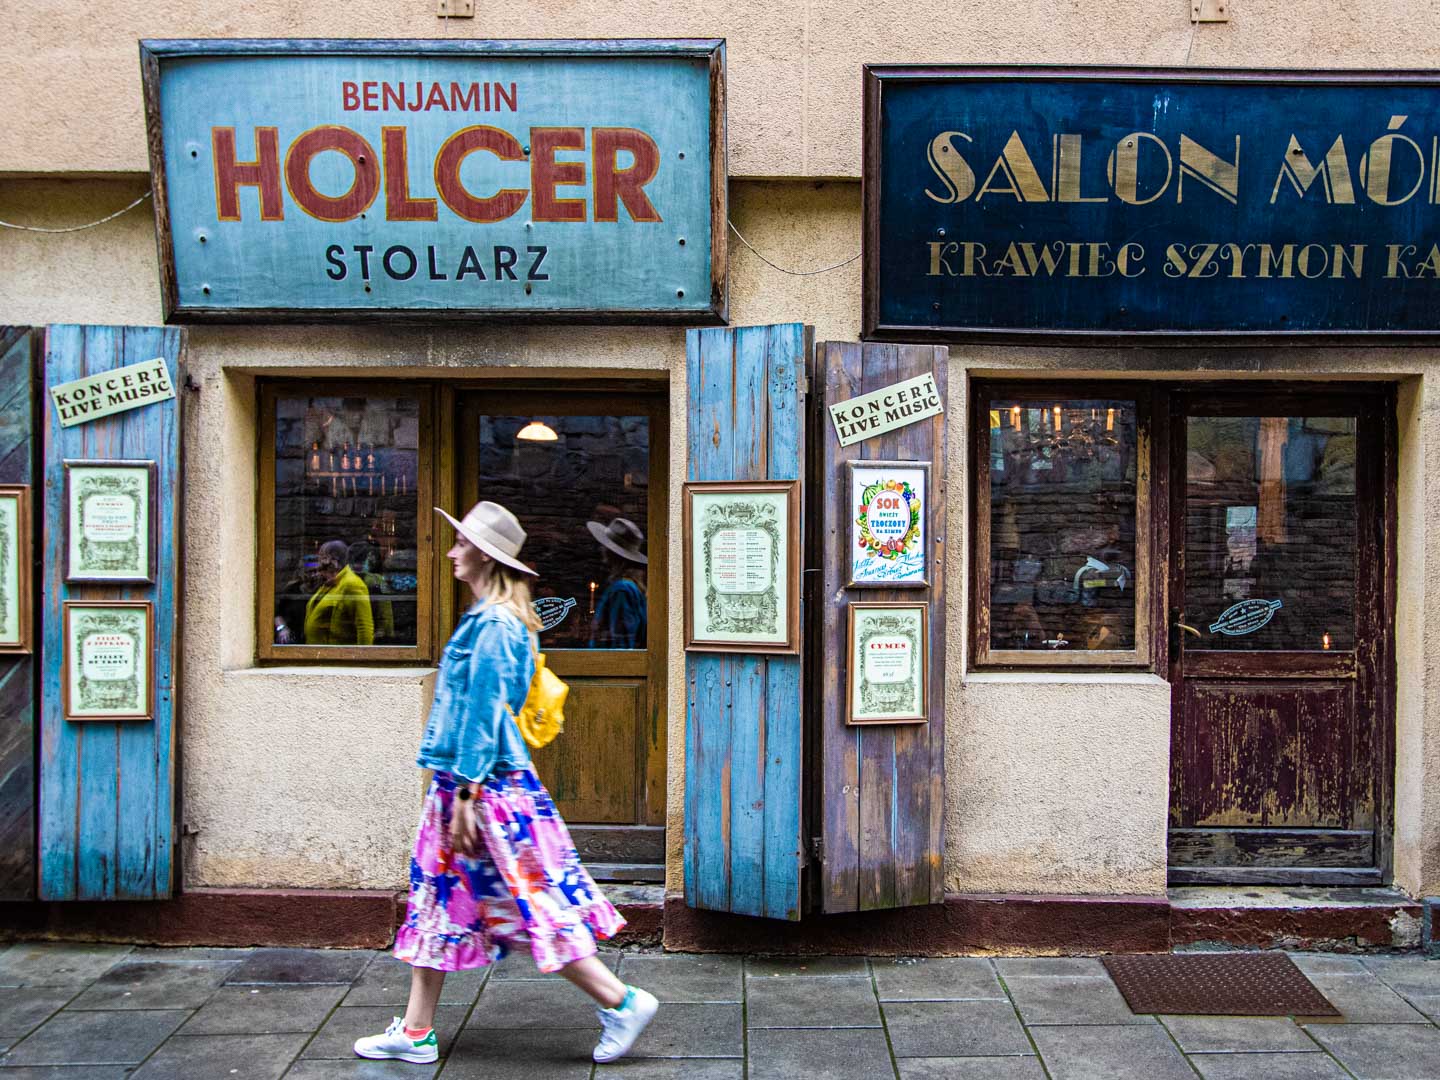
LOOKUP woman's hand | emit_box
[449,791,483,857]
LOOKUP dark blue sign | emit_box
[865,69,1440,340]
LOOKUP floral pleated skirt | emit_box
[393,769,626,974]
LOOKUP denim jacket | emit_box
[416,601,535,782]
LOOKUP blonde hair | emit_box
[476,559,543,632]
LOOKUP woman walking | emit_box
[355,500,657,1066]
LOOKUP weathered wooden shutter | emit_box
[815,342,948,912]
[39,325,183,900]
[684,324,811,920]
[0,328,40,900]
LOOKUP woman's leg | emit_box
[558,954,626,1009]
[403,965,446,1030]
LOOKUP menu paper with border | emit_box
[847,601,929,724]
[62,601,155,721]
[848,460,929,588]
[0,486,32,654]
[683,480,801,654]
[64,460,158,584]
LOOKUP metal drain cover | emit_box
[1102,953,1341,1016]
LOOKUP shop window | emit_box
[258,385,433,661]
[973,384,1153,668]
[468,411,651,650]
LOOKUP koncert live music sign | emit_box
[863,67,1440,341]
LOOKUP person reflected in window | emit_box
[586,517,647,649]
[305,539,374,645]
[274,555,313,645]
[349,541,394,644]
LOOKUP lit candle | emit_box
[1106,407,1115,432]
[1322,632,1332,650]
[1053,405,1062,430]
[1010,404,1021,428]
[589,581,598,615]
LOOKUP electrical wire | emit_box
[0,193,860,284]
[729,220,860,277]
[0,190,152,234]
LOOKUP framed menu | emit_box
[64,460,157,584]
[683,480,801,654]
[847,460,929,588]
[62,601,154,721]
[847,601,929,724]
[0,485,32,654]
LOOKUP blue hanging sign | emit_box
[863,67,1440,342]
[140,39,726,323]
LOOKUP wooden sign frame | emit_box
[61,600,156,722]
[0,485,32,655]
[682,478,802,655]
[63,460,159,585]
[845,459,931,589]
[140,38,729,325]
[846,600,930,725]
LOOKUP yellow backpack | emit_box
[506,641,568,749]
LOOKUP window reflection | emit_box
[475,414,649,650]
[988,399,1139,651]
[1185,416,1356,651]
[272,395,420,647]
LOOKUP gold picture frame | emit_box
[682,479,801,654]
[62,600,155,722]
[846,600,929,725]
[63,460,158,584]
[0,485,33,655]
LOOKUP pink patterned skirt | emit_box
[393,769,626,974]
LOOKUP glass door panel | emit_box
[1183,416,1357,653]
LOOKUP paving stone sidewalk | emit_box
[1,943,1438,1079]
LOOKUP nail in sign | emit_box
[829,372,944,446]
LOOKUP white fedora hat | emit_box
[434,501,537,576]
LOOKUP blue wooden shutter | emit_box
[39,325,183,901]
[684,324,810,920]
[0,328,39,900]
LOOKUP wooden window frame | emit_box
[256,380,436,663]
[970,380,1159,671]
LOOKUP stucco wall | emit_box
[8,1,1440,178]
[4,169,1440,900]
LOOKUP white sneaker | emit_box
[353,1016,440,1064]
[593,985,659,1063]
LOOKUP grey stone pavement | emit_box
[1,944,1439,1080]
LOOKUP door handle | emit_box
[1174,621,1201,638]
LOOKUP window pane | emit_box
[1184,416,1356,651]
[987,399,1139,652]
[272,395,420,647]
[474,414,649,649]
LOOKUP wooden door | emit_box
[1168,387,1393,885]
[814,342,948,912]
[458,390,667,877]
[0,327,39,900]
[40,325,184,900]
[683,323,809,921]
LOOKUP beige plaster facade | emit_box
[3,0,1440,910]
